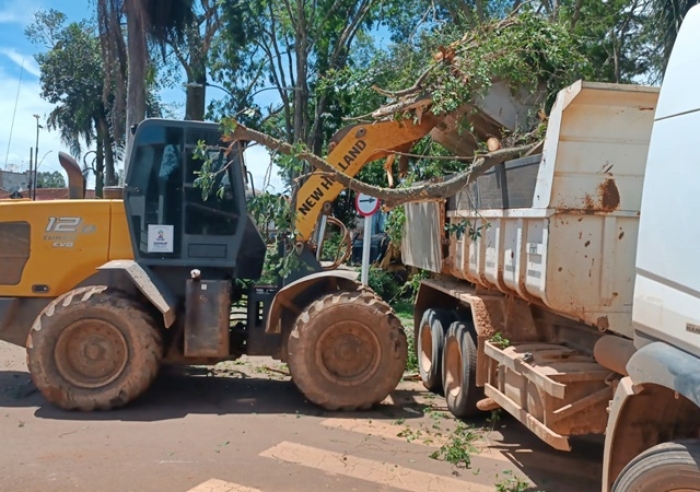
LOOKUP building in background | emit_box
[0,169,30,194]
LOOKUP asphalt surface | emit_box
[0,341,603,492]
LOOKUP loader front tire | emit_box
[287,290,407,411]
[26,286,163,411]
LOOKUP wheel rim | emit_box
[54,319,129,389]
[315,320,382,387]
[444,336,462,400]
[420,321,433,373]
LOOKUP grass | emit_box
[390,299,419,373]
[392,298,413,320]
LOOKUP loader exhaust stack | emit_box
[57,151,85,199]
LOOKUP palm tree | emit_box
[95,0,194,165]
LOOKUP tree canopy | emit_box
[25,0,699,210]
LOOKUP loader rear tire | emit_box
[287,290,407,411]
[26,286,163,411]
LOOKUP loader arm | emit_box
[294,115,439,242]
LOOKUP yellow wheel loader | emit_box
[0,116,438,411]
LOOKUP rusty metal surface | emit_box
[184,279,231,358]
[103,187,124,199]
[483,340,612,450]
[483,383,572,451]
[602,374,700,492]
[414,277,541,386]
[58,151,85,199]
[593,335,635,377]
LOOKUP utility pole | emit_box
[33,114,42,200]
[29,146,33,196]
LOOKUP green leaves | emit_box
[429,422,480,468]
[446,219,490,242]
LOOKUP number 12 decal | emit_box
[46,217,82,233]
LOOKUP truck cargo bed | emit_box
[402,81,660,338]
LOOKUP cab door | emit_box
[123,119,247,270]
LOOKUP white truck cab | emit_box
[602,5,700,491]
[634,3,700,359]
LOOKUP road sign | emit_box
[354,192,381,285]
[355,192,381,217]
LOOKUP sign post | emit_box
[355,192,381,285]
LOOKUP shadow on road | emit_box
[0,367,429,423]
[483,431,603,492]
[0,367,603,491]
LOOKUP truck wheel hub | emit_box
[54,320,129,389]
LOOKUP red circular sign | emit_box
[355,192,381,217]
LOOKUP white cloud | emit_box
[0,48,41,77]
[0,65,72,184]
[0,0,40,25]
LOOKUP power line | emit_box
[5,57,25,168]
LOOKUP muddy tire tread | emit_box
[417,308,456,393]
[287,290,407,411]
[26,286,163,411]
[611,439,700,492]
[442,319,483,419]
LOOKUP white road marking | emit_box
[259,441,495,492]
[320,417,602,480]
[320,417,509,461]
[186,478,265,492]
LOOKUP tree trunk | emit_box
[95,132,105,198]
[185,80,206,120]
[125,0,148,174]
[185,33,207,121]
[293,49,308,144]
[96,108,117,187]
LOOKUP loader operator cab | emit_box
[123,119,267,281]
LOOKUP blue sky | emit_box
[0,0,283,191]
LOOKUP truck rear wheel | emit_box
[611,439,700,492]
[442,319,483,419]
[26,287,163,411]
[417,308,455,392]
[287,290,407,411]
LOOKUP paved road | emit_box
[0,341,602,492]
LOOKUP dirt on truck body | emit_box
[401,78,700,492]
